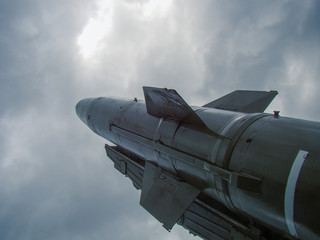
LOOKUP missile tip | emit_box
[76,98,94,125]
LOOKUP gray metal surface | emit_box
[228,116,320,239]
[105,143,264,240]
[76,86,320,240]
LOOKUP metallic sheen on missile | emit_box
[76,87,320,240]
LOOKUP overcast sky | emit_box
[0,0,319,239]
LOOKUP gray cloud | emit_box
[0,0,319,239]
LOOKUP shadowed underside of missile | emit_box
[76,87,320,240]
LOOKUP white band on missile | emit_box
[284,150,309,238]
[153,118,163,141]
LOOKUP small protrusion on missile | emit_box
[231,173,262,193]
[273,111,280,118]
[246,138,253,143]
[120,161,127,175]
[163,226,171,232]
[134,97,137,102]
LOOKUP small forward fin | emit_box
[143,86,206,127]
[203,90,278,113]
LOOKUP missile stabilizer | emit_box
[76,87,320,240]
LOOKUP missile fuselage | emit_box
[76,88,320,240]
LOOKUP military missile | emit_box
[76,87,320,240]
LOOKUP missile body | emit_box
[76,87,320,240]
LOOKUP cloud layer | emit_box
[0,0,319,239]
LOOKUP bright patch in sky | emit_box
[77,0,114,58]
[77,0,172,58]
[139,0,172,17]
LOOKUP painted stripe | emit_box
[284,150,309,237]
[153,118,163,141]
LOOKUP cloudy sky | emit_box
[0,0,319,239]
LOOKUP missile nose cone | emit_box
[76,98,94,125]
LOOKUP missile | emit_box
[76,87,320,240]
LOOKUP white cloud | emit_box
[77,0,115,58]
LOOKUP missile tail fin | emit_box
[203,90,278,113]
[143,86,207,127]
[140,162,200,230]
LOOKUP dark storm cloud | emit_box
[0,1,154,239]
[0,0,100,117]
[0,108,158,240]
[182,0,320,120]
[86,0,319,120]
[0,0,319,240]
[0,1,192,238]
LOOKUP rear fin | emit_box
[202,90,278,113]
[143,86,207,127]
[140,161,200,230]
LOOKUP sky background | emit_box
[0,0,319,239]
